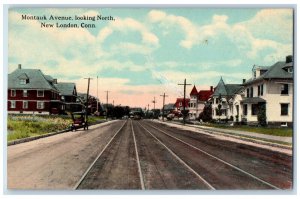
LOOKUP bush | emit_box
[257,104,267,127]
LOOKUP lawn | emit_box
[7,115,105,141]
[201,123,293,137]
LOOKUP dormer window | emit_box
[18,73,29,85]
[20,79,27,85]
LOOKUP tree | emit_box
[199,103,212,122]
[257,103,267,126]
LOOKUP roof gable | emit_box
[198,90,213,101]
[244,60,293,85]
[55,82,76,96]
[213,78,242,96]
[213,77,227,96]
[8,68,57,91]
[190,85,198,96]
[18,73,29,79]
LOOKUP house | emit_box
[77,93,101,114]
[239,55,293,127]
[188,86,214,120]
[188,85,199,119]
[162,103,175,115]
[175,98,190,111]
[8,64,61,114]
[55,82,82,113]
[211,77,243,121]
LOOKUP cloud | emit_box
[97,17,159,46]
[240,9,293,43]
[110,42,155,55]
[147,9,293,63]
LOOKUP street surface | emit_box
[7,119,292,190]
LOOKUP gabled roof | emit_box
[55,82,76,96]
[213,77,227,96]
[175,98,190,107]
[163,103,175,110]
[244,61,293,85]
[198,90,213,101]
[212,78,242,97]
[8,68,57,90]
[44,75,54,82]
[190,85,198,96]
[18,73,29,79]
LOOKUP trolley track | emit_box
[139,120,282,190]
[143,120,292,189]
[74,120,143,189]
[133,120,213,189]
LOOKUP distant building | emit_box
[162,103,175,115]
[77,93,101,114]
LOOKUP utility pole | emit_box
[160,93,168,121]
[178,78,191,125]
[84,77,93,128]
[152,97,156,110]
[96,76,99,114]
[105,90,110,120]
[152,97,157,119]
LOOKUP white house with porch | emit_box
[239,55,293,127]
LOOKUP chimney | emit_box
[286,55,293,63]
[53,79,57,84]
[210,86,213,92]
[18,64,21,69]
[243,79,246,84]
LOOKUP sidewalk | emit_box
[193,124,293,144]
[154,119,293,149]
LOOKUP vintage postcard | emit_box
[6,6,293,191]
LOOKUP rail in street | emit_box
[8,119,292,190]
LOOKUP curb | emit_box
[7,120,110,146]
[154,120,292,151]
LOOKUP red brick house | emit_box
[8,65,62,114]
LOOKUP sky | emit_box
[8,7,293,109]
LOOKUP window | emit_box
[281,84,289,95]
[179,102,182,107]
[216,98,219,104]
[10,101,16,108]
[243,104,248,115]
[246,88,249,98]
[281,104,289,115]
[37,90,44,97]
[23,90,28,97]
[11,90,16,97]
[250,87,253,98]
[288,68,293,73]
[260,84,264,96]
[251,104,258,115]
[257,86,260,96]
[37,101,44,109]
[23,101,28,109]
[19,79,27,85]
